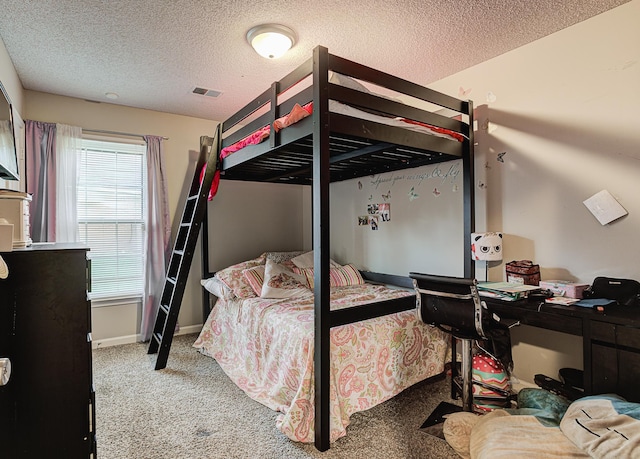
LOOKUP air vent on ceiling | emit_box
[192,87,222,98]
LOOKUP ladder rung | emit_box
[153,332,162,344]
[167,277,177,285]
[159,303,170,315]
[187,194,198,202]
[173,250,184,257]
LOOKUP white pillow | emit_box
[328,71,371,94]
[201,277,235,300]
[260,259,311,299]
[291,250,341,269]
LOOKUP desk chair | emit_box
[409,273,513,426]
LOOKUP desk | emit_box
[484,298,640,402]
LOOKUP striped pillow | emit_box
[242,265,266,296]
[294,264,365,288]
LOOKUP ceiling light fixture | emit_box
[105,92,119,100]
[246,24,296,59]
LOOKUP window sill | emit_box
[90,295,142,308]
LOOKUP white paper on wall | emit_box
[583,190,628,225]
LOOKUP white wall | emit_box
[330,161,465,276]
[331,1,640,384]
[432,1,640,384]
[24,91,306,345]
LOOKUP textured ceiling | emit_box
[0,0,631,122]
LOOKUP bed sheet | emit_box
[193,283,448,443]
[220,100,464,160]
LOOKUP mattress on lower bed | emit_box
[193,282,448,443]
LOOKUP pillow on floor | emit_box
[442,411,482,459]
[470,410,588,458]
[560,394,640,459]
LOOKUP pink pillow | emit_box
[273,103,313,132]
[215,254,266,299]
[242,266,265,297]
[294,264,365,289]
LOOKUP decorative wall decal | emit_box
[358,181,362,190]
[432,188,441,197]
[478,180,487,190]
[367,203,379,214]
[458,86,472,97]
[381,190,391,201]
[485,161,491,169]
[370,163,460,190]
[452,184,459,192]
[408,186,419,201]
[486,91,497,103]
[358,216,369,226]
[368,194,373,201]
[379,203,390,222]
[497,152,506,163]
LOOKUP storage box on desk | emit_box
[539,280,589,299]
[505,260,540,286]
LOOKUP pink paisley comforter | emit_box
[193,283,448,443]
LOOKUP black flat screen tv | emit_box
[0,81,19,181]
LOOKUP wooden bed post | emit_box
[312,45,331,452]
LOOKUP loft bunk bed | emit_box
[198,45,475,451]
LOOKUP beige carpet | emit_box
[93,333,460,459]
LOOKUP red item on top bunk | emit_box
[199,165,220,201]
[399,118,465,142]
[200,103,313,200]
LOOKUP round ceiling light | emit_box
[246,24,296,59]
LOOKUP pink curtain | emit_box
[141,135,171,341]
[25,120,56,242]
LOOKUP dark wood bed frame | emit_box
[200,45,475,451]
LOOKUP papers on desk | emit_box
[545,296,581,306]
[477,282,540,301]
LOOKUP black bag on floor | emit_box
[583,277,640,306]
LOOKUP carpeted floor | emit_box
[93,333,461,459]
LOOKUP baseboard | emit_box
[91,324,203,349]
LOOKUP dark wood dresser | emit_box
[0,243,96,458]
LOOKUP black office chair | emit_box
[409,272,513,427]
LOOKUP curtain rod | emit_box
[83,128,169,140]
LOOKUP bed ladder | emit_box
[147,132,219,370]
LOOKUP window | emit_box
[77,138,146,301]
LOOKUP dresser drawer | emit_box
[617,325,640,349]
[591,320,616,344]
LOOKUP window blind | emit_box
[78,139,146,300]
